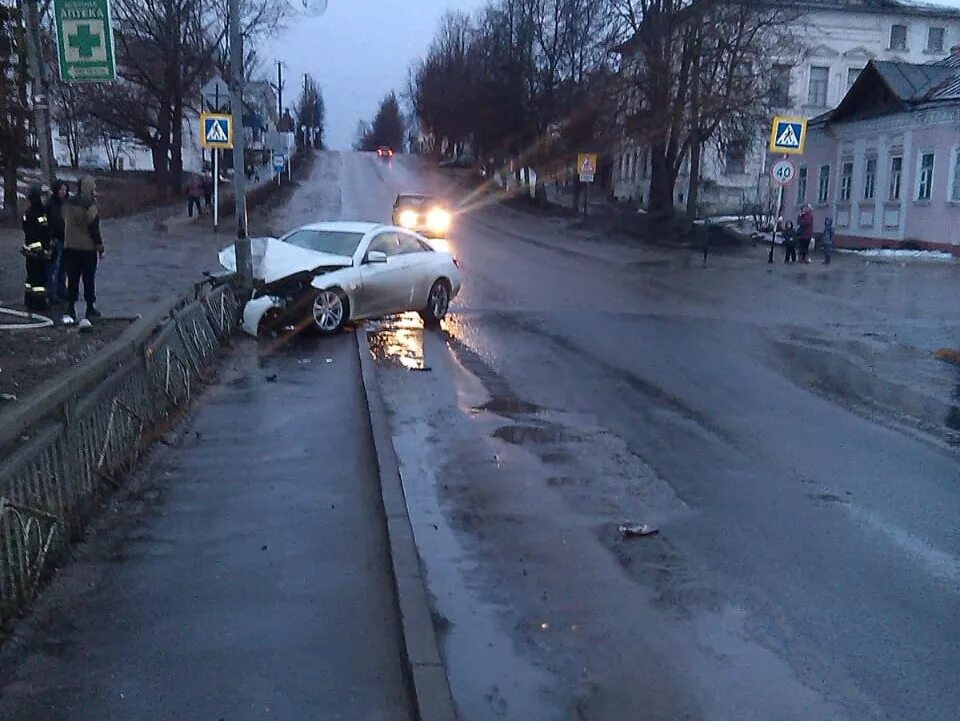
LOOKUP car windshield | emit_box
[397,195,434,207]
[281,229,364,257]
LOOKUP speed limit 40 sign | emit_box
[771,158,797,186]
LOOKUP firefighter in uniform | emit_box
[21,185,51,312]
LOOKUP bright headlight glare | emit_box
[427,208,451,232]
[399,210,418,228]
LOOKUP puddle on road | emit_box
[472,397,542,417]
[493,424,571,445]
[366,313,429,370]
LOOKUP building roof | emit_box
[791,0,960,18]
[871,61,957,101]
[813,51,960,125]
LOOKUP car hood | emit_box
[219,237,353,285]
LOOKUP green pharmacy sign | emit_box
[54,0,117,83]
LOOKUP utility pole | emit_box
[22,0,53,186]
[229,0,251,286]
[276,60,283,120]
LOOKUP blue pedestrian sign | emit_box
[273,154,285,173]
[200,112,233,150]
[769,116,807,155]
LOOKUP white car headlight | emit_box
[399,210,418,228]
[426,208,451,234]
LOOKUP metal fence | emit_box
[0,284,241,626]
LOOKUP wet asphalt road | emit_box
[3,152,957,721]
[325,152,960,721]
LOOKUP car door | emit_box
[357,232,407,317]
[395,231,435,310]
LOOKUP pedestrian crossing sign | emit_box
[578,153,598,183]
[201,113,233,149]
[769,116,807,155]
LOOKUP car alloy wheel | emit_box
[313,289,345,333]
[425,281,450,324]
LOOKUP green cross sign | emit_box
[68,23,102,58]
[54,0,116,83]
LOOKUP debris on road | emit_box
[619,523,660,537]
[934,348,960,367]
[265,373,278,382]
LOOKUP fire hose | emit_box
[0,305,54,331]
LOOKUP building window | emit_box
[863,157,877,200]
[724,140,747,175]
[839,161,854,202]
[808,66,829,106]
[847,67,863,91]
[633,151,640,181]
[951,148,960,201]
[889,156,902,200]
[890,24,908,51]
[817,165,830,204]
[927,27,945,53]
[917,152,934,201]
[797,167,808,204]
[771,64,791,106]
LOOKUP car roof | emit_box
[297,221,385,234]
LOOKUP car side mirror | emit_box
[366,250,388,264]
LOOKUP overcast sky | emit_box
[266,0,489,150]
[267,0,960,151]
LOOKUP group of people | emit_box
[778,204,835,265]
[21,175,105,323]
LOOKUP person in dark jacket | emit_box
[62,175,105,323]
[21,185,51,312]
[797,205,815,264]
[46,179,68,303]
[822,216,835,265]
[203,173,214,208]
[186,174,204,217]
[783,221,797,263]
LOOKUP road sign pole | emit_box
[768,153,787,264]
[213,151,219,232]
[24,0,53,185]
[228,0,251,286]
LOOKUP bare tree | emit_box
[609,0,800,216]
[294,74,324,148]
[89,0,286,190]
[0,2,28,216]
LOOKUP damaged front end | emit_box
[219,238,353,337]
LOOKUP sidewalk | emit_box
[0,333,414,721]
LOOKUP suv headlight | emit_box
[399,210,418,228]
[426,208,451,233]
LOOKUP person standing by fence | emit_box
[46,180,68,304]
[62,176,105,324]
[21,185,51,312]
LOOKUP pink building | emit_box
[783,51,960,254]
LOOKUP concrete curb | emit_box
[355,327,459,721]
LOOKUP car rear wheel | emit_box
[421,280,450,326]
[312,288,347,334]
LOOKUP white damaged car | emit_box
[219,222,462,337]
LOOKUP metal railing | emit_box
[0,284,241,625]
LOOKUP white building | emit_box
[613,0,960,214]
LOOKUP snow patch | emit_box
[838,249,956,261]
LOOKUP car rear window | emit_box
[282,230,364,257]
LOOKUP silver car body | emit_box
[219,221,461,337]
